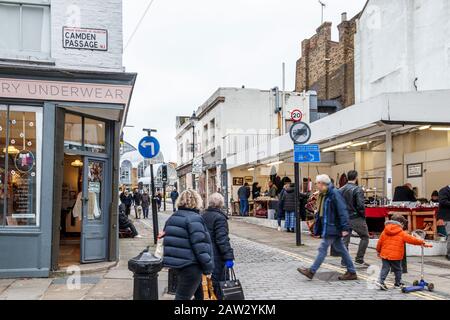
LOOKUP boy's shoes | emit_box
[377,282,389,291]
[354,261,370,267]
[394,282,405,289]
[338,272,358,281]
[297,268,315,280]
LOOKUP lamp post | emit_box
[190,111,198,190]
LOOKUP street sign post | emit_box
[290,109,303,122]
[294,144,321,163]
[139,131,160,245]
[288,121,314,247]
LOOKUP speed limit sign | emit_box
[290,109,303,122]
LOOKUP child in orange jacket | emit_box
[376,214,432,290]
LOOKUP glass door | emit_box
[81,157,108,263]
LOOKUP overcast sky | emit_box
[122,0,366,163]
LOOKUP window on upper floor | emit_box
[0,0,51,60]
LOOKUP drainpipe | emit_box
[385,128,393,201]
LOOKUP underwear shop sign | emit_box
[63,27,108,51]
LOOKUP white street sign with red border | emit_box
[290,109,303,122]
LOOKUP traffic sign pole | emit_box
[294,159,302,246]
[141,129,160,245]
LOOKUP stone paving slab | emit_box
[41,284,95,300]
[0,279,52,300]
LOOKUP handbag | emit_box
[154,239,164,258]
[202,275,217,301]
[219,268,245,300]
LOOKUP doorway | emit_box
[59,154,83,267]
[58,154,109,266]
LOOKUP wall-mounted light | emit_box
[71,159,83,167]
[248,168,255,171]
[322,142,353,152]
[266,161,284,167]
[430,127,450,131]
[350,141,371,147]
[419,125,431,131]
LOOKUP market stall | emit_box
[365,204,438,239]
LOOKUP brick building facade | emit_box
[295,12,360,109]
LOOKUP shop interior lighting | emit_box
[266,160,284,166]
[430,126,450,131]
[71,159,84,167]
[248,168,255,171]
[350,141,371,147]
[322,142,353,152]
[419,125,431,131]
[3,146,20,155]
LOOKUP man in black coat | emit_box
[438,185,450,260]
[393,183,417,202]
[196,193,234,299]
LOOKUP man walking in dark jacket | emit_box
[280,183,297,232]
[196,193,234,299]
[438,185,450,260]
[298,174,357,281]
[238,183,251,216]
[340,170,370,267]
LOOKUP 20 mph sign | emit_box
[290,109,303,122]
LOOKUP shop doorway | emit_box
[58,154,108,266]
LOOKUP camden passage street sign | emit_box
[294,144,321,163]
[138,136,160,159]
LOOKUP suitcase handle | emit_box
[224,267,237,281]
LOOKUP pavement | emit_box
[1,206,450,300]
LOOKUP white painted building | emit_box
[0,0,123,71]
[175,87,310,204]
[355,0,450,102]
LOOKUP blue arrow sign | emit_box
[294,144,321,163]
[138,136,160,159]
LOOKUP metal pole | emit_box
[294,161,302,246]
[143,128,159,245]
[281,62,286,135]
[192,125,196,190]
[163,182,166,211]
[385,128,393,201]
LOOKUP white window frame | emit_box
[0,0,51,60]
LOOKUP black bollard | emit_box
[128,247,163,300]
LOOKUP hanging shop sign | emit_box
[63,27,108,51]
[0,78,132,105]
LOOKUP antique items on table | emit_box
[253,196,279,218]
[365,203,438,239]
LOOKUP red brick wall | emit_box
[295,14,359,108]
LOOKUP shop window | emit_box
[0,105,42,228]
[64,113,107,154]
[84,118,106,153]
[0,1,51,59]
[64,114,83,151]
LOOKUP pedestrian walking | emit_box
[438,185,450,260]
[162,189,214,300]
[280,183,297,233]
[141,190,150,219]
[298,174,358,281]
[376,214,432,290]
[133,188,143,219]
[120,189,133,217]
[170,188,179,212]
[277,178,291,231]
[238,183,251,216]
[156,192,162,211]
[339,170,370,267]
[195,193,234,300]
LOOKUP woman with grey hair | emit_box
[163,189,214,300]
[196,192,235,300]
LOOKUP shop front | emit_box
[226,90,450,242]
[0,66,136,278]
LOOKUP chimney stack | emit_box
[341,12,347,22]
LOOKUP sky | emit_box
[122,0,367,163]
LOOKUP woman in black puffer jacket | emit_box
[163,189,214,300]
[196,192,234,299]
